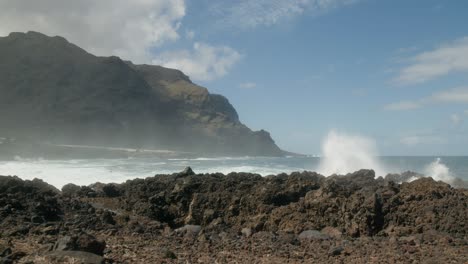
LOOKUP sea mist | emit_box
[317,130,387,177]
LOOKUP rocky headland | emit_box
[0,169,467,263]
[0,31,284,157]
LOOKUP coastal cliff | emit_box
[0,31,283,157]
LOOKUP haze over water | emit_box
[1,131,466,188]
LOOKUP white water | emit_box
[0,131,465,188]
[0,159,154,188]
[424,158,455,183]
[317,131,387,177]
[0,157,299,188]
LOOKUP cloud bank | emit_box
[210,0,360,29]
[0,0,186,63]
[395,37,468,85]
[152,42,242,81]
[0,0,243,81]
[385,86,468,111]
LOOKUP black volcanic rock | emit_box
[0,172,467,263]
[0,31,283,156]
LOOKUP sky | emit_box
[0,0,467,155]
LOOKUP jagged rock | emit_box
[0,171,467,263]
[53,234,106,256]
[61,183,81,197]
[178,167,195,177]
[385,171,423,183]
[101,184,121,197]
[101,211,116,225]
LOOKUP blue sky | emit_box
[183,0,468,155]
[1,0,467,155]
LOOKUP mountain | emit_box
[0,31,284,156]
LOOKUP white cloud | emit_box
[450,114,461,125]
[210,0,360,29]
[433,87,468,103]
[239,82,257,89]
[0,0,186,63]
[395,37,468,85]
[385,86,468,111]
[152,42,242,81]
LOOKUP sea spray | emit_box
[317,131,387,177]
[424,158,455,183]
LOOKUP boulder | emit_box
[53,234,106,256]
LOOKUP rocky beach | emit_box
[0,169,467,263]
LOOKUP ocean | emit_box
[0,156,467,188]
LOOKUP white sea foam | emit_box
[168,156,252,161]
[317,131,387,177]
[0,159,160,188]
[424,158,455,183]
[199,165,300,176]
[0,148,464,189]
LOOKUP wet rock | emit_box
[385,171,423,183]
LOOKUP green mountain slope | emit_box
[0,31,284,156]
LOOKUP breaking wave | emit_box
[424,158,455,183]
[317,131,387,177]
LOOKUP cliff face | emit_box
[0,31,283,156]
